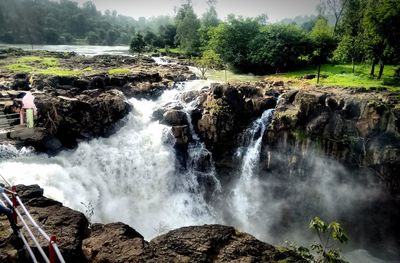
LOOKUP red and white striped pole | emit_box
[49,235,57,263]
[11,185,17,223]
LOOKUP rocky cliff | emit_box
[186,81,400,193]
[0,185,303,263]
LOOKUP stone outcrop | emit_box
[0,185,88,262]
[196,83,278,150]
[82,224,302,262]
[34,88,130,151]
[266,86,400,192]
[0,185,302,263]
[187,80,400,192]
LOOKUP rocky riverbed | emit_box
[0,48,196,153]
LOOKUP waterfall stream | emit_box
[231,109,275,233]
[0,80,220,239]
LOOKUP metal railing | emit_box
[0,176,65,263]
[0,113,21,130]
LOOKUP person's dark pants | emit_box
[0,204,19,233]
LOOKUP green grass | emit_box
[157,48,185,54]
[206,69,266,82]
[5,63,35,73]
[276,64,399,89]
[38,67,82,76]
[108,68,131,75]
[17,56,59,67]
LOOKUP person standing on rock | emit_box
[20,91,37,128]
[0,185,22,234]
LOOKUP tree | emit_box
[194,49,222,79]
[208,16,260,72]
[130,33,146,56]
[333,0,366,72]
[87,31,99,45]
[363,0,400,79]
[200,2,220,48]
[175,1,201,56]
[320,0,349,35]
[333,34,364,72]
[144,30,159,48]
[201,3,219,28]
[249,24,312,73]
[310,17,336,83]
[158,24,177,48]
[106,29,120,45]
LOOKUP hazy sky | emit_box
[74,0,320,22]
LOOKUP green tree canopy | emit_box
[249,24,312,73]
[208,16,260,72]
[130,32,146,56]
[310,17,337,82]
[175,2,201,56]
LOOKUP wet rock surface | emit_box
[266,85,400,192]
[0,185,303,263]
[0,185,88,262]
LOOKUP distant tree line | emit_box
[188,0,399,79]
[1,0,398,80]
[0,0,175,46]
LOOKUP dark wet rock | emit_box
[267,87,400,192]
[0,185,88,263]
[148,225,304,263]
[196,83,277,153]
[162,110,188,126]
[73,79,90,90]
[82,223,147,263]
[82,223,303,263]
[89,76,106,90]
[302,74,316,80]
[171,125,190,144]
[32,89,131,151]
[1,185,304,263]
[11,79,29,90]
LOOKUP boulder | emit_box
[0,185,88,263]
[162,110,188,126]
[82,223,148,263]
[149,225,303,263]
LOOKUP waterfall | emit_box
[0,80,219,239]
[230,109,274,233]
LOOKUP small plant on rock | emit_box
[81,202,95,228]
[286,216,349,263]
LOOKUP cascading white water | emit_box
[230,109,274,233]
[0,80,219,239]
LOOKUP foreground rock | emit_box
[1,185,88,262]
[0,185,302,263]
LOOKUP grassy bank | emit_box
[206,64,399,89]
[275,64,399,89]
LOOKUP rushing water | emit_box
[0,80,224,238]
[231,109,274,232]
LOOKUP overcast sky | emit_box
[74,0,320,22]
